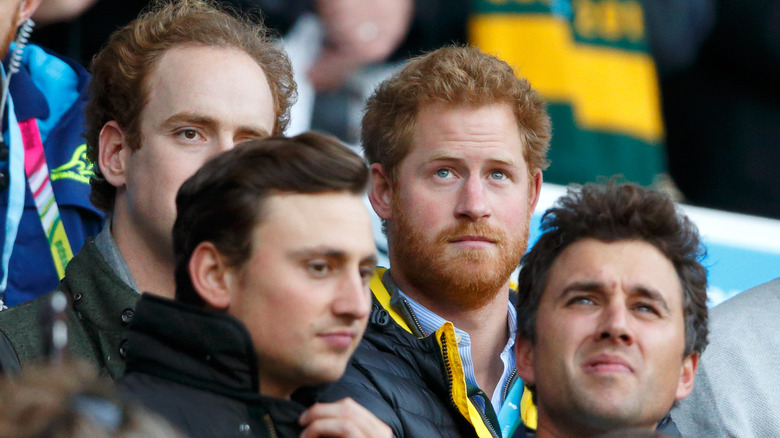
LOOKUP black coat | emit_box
[118,295,307,438]
[301,269,494,438]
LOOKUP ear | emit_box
[188,242,234,311]
[368,163,393,220]
[528,169,543,213]
[515,336,536,385]
[675,353,698,401]
[17,0,43,25]
[98,121,130,189]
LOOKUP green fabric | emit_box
[0,238,139,379]
[471,0,666,187]
[545,104,665,186]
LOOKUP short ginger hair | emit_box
[361,45,551,180]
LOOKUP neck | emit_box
[534,408,656,438]
[111,211,175,298]
[259,376,293,399]
[394,271,511,397]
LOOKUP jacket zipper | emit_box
[262,413,278,438]
[402,299,427,336]
[440,332,457,407]
[501,368,518,403]
[440,333,500,438]
[471,395,500,438]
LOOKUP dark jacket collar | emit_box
[126,294,261,398]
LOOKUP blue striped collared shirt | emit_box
[396,289,517,414]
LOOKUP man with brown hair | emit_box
[0,0,296,378]
[118,133,390,437]
[310,46,551,437]
[513,182,708,437]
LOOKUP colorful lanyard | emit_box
[0,85,73,309]
[20,118,74,279]
[0,77,26,309]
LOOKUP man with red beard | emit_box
[307,46,551,437]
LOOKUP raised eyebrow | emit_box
[426,154,462,166]
[162,113,217,128]
[485,157,519,168]
[557,281,605,300]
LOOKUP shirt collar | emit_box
[93,218,139,292]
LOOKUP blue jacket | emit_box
[1,44,103,306]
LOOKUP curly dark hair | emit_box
[516,182,709,357]
[85,0,296,212]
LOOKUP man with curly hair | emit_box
[513,182,709,437]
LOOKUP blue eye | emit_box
[490,170,506,180]
[633,303,660,315]
[568,296,595,306]
[435,169,451,178]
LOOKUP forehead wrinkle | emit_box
[426,150,519,167]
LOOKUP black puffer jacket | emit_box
[304,268,499,438]
[118,295,307,438]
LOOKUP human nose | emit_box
[332,270,371,320]
[216,132,238,152]
[455,175,491,220]
[596,300,634,345]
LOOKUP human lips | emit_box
[449,235,498,249]
[582,354,634,375]
[317,329,359,350]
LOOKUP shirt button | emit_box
[0,171,8,192]
[120,309,134,325]
[119,340,129,359]
[239,423,251,434]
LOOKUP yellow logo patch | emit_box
[51,144,94,184]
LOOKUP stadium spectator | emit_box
[0,0,295,378]
[309,45,551,437]
[514,182,708,437]
[118,133,389,438]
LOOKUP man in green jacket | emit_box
[0,0,296,378]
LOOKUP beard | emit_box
[389,194,530,311]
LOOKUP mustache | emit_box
[437,221,505,243]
